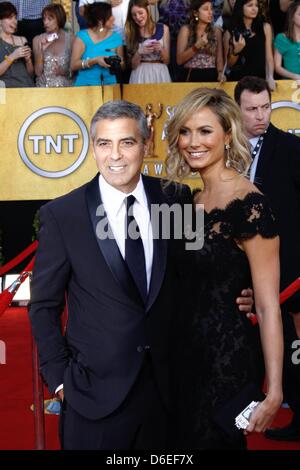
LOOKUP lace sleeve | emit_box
[228,192,279,241]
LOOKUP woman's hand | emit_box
[10,45,31,61]
[138,42,155,55]
[218,71,226,82]
[266,76,276,91]
[231,34,246,55]
[152,41,162,53]
[245,394,282,434]
[39,34,52,53]
[95,56,110,68]
[195,32,208,50]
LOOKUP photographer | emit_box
[71,2,125,86]
[223,0,275,90]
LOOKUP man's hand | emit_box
[236,288,255,318]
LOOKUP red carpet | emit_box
[0,307,59,450]
[0,307,299,450]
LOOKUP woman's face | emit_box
[131,6,148,27]
[293,6,300,28]
[104,14,115,30]
[243,0,259,20]
[178,106,230,172]
[0,14,17,34]
[197,2,213,24]
[43,13,59,33]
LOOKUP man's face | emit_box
[93,117,147,194]
[239,90,272,139]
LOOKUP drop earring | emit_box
[225,144,231,168]
[99,22,104,33]
[194,15,199,22]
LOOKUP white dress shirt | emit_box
[99,174,153,291]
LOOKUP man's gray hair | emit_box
[90,100,150,142]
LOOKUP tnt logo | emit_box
[18,107,89,178]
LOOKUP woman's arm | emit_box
[0,42,33,76]
[32,35,44,76]
[215,27,224,81]
[116,44,125,70]
[224,30,246,68]
[70,36,87,71]
[159,24,170,64]
[20,36,34,75]
[176,25,196,65]
[274,48,300,80]
[264,22,276,91]
[242,234,283,433]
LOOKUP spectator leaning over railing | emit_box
[125,0,171,83]
[176,0,225,82]
[223,0,275,90]
[0,1,34,87]
[33,3,74,88]
[0,0,48,47]
[274,1,300,80]
[71,2,125,86]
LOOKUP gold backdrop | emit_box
[0,81,299,200]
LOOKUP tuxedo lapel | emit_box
[143,176,168,312]
[254,124,278,189]
[85,174,143,306]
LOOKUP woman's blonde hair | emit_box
[166,87,251,180]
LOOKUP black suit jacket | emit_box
[254,123,300,311]
[29,174,192,420]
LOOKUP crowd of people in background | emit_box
[0,0,300,87]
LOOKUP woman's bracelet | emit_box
[4,55,13,65]
[81,58,92,69]
[192,44,200,54]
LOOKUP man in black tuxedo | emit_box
[235,76,300,441]
[29,100,253,450]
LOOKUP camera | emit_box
[47,32,59,42]
[232,28,252,42]
[104,55,122,75]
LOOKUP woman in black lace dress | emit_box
[166,88,283,449]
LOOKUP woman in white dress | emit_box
[125,0,171,83]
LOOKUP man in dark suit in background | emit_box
[29,99,253,450]
[235,76,300,441]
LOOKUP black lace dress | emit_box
[172,192,278,449]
